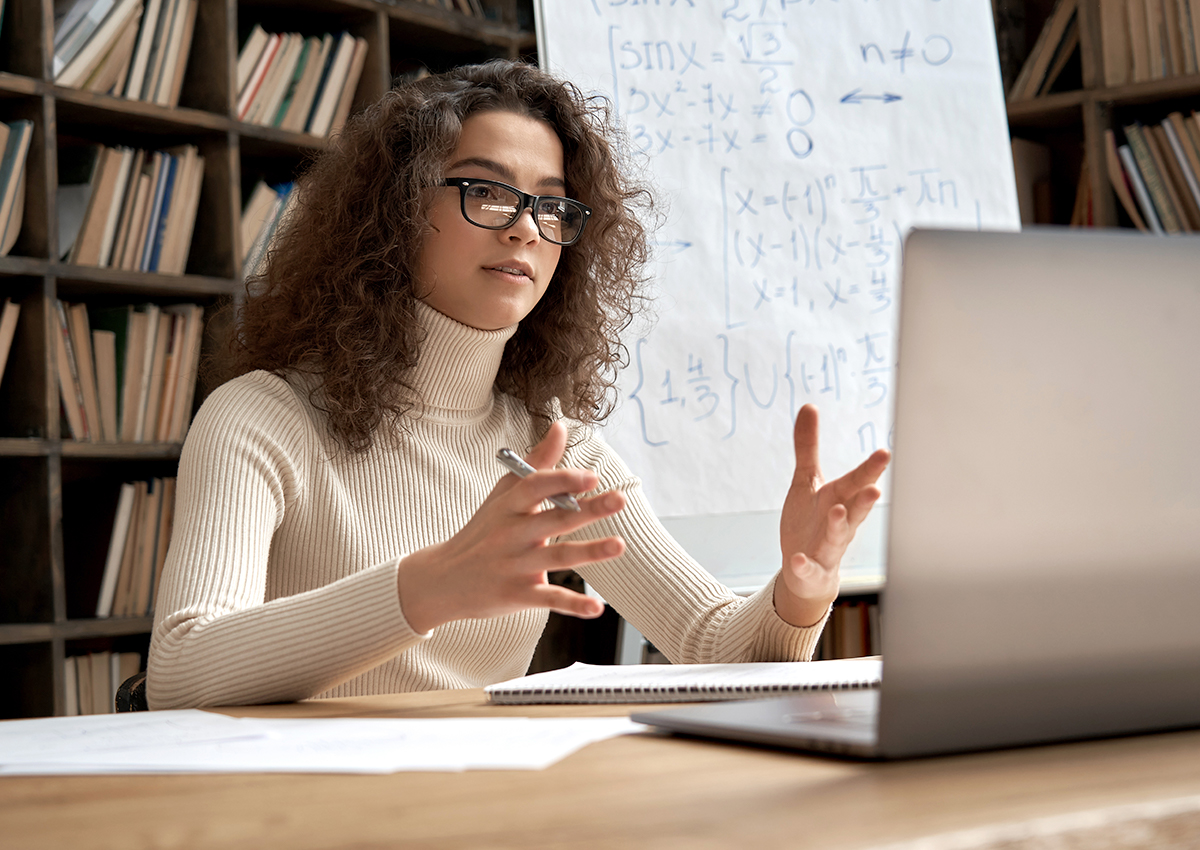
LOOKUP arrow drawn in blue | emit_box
[841,89,903,104]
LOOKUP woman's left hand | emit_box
[775,404,891,628]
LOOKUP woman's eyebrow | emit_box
[445,156,566,191]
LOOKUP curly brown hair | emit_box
[218,60,654,453]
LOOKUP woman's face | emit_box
[416,109,566,331]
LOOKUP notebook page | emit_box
[487,658,882,704]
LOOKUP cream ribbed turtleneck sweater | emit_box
[147,302,825,709]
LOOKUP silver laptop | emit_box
[633,227,1200,758]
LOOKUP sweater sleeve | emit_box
[147,373,426,709]
[562,430,829,663]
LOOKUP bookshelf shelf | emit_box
[0,439,186,459]
[0,74,43,96]
[60,616,156,639]
[0,0,534,719]
[0,438,50,456]
[1102,74,1200,105]
[0,618,157,646]
[235,122,328,150]
[0,255,51,275]
[50,265,237,296]
[54,89,234,132]
[0,624,56,645]
[1007,91,1085,127]
[60,442,183,459]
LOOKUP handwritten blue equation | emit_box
[608,22,953,162]
[626,326,895,455]
[718,164,983,330]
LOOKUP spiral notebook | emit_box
[485,658,882,705]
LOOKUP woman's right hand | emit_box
[395,421,626,634]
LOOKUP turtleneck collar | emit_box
[407,300,518,417]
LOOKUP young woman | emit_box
[147,60,890,709]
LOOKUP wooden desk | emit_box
[4,690,1200,849]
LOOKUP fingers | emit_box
[506,467,601,514]
[843,484,882,529]
[789,552,836,586]
[810,503,852,564]
[541,535,626,570]
[532,585,605,619]
[525,421,569,470]
[525,489,625,539]
[790,404,822,487]
[835,448,891,493]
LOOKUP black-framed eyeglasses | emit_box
[441,178,592,246]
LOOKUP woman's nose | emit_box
[505,207,542,243]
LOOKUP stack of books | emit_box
[64,652,142,715]
[235,25,368,138]
[1106,113,1200,234]
[52,0,199,104]
[53,300,204,443]
[0,119,34,257]
[1098,0,1200,86]
[240,179,295,278]
[95,476,176,619]
[58,142,204,274]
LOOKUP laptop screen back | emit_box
[879,228,1200,757]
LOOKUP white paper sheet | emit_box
[536,1,1021,520]
[0,710,643,775]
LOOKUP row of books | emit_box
[0,120,34,257]
[64,652,142,715]
[1106,112,1200,234]
[813,600,880,661]
[53,0,197,104]
[96,476,176,618]
[1098,0,1200,86]
[240,180,295,277]
[58,142,204,274]
[236,25,368,137]
[54,300,204,443]
[1017,0,1200,99]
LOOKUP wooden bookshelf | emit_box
[1004,0,1200,227]
[0,0,532,719]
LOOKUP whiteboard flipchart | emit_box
[536,1,1020,587]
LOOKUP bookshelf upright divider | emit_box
[0,0,531,719]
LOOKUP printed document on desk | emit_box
[0,710,642,775]
[486,658,882,704]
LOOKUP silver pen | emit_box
[496,448,582,511]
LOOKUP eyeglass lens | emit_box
[461,182,585,244]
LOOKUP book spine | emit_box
[140,152,172,270]
[1163,119,1200,210]
[0,121,33,255]
[96,482,136,617]
[1124,123,1182,232]
[304,34,342,134]
[1103,129,1149,232]
[53,299,90,440]
[1118,143,1165,233]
